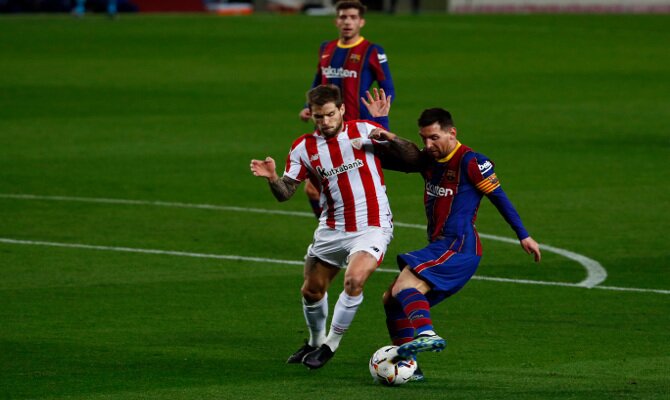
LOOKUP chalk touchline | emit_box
[0,237,665,295]
[1,193,606,288]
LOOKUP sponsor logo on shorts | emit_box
[426,181,454,197]
[316,159,364,179]
[371,246,380,253]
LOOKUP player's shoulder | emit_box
[353,118,383,126]
[462,147,496,175]
[368,42,386,52]
[365,42,389,65]
[289,132,316,150]
[320,39,338,50]
[348,119,384,131]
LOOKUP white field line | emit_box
[0,237,667,295]
[1,193,607,288]
[0,238,304,266]
[395,222,606,288]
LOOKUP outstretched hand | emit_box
[361,88,392,118]
[250,157,279,181]
[520,237,542,263]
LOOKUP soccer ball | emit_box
[369,345,417,386]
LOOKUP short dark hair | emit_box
[335,0,367,16]
[307,84,343,108]
[418,108,454,130]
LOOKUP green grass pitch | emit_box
[0,12,669,399]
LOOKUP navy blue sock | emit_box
[395,288,434,336]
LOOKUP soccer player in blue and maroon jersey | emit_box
[299,1,395,123]
[370,108,541,380]
[300,0,396,217]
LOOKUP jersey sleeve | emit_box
[352,120,392,157]
[466,153,529,240]
[354,120,388,147]
[466,154,499,194]
[371,116,389,130]
[311,41,328,88]
[304,42,328,108]
[282,136,309,183]
[368,44,395,104]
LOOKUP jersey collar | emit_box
[338,37,365,49]
[437,141,461,163]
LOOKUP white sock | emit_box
[303,293,328,347]
[325,291,363,352]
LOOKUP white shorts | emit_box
[306,225,394,268]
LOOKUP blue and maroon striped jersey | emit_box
[309,37,395,121]
[420,143,529,255]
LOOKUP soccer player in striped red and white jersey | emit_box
[370,108,541,380]
[251,85,413,369]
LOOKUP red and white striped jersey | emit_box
[283,120,393,232]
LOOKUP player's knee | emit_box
[343,276,365,296]
[301,285,326,303]
[343,252,377,295]
[390,266,424,297]
[391,283,410,297]
[391,279,412,298]
[382,290,393,306]
[344,268,371,294]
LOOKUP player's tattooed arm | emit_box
[268,176,300,202]
[386,136,424,169]
[250,157,300,201]
[370,128,424,172]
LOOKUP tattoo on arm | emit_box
[387,136,424,170]
[269,176,300,202]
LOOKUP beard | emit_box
[319,122,343,137]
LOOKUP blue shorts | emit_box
[397,240,481,304]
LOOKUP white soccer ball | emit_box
[369,345,417,386]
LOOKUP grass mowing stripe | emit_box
[0,193,607,286]
[1,237,665,295]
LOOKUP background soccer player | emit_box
[299,0,396,217]
[250,85,405,370]
[370,108,541,379]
